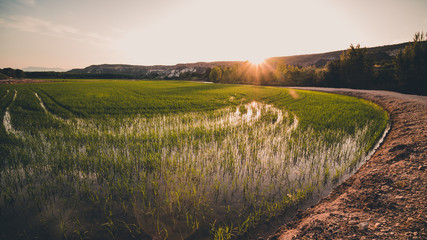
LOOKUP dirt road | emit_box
[269,88,427,240]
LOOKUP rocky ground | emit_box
[269,88,427,240]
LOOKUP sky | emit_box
[0,0,426,70]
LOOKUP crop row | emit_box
[0,81,388,239]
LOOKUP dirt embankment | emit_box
[0,79,52,84]
[269,88,427,240]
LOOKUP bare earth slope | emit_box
[269,88,427,240]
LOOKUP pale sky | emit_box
[1,0,426,70]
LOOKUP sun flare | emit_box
[247,56,266,65]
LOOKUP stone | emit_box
[359,222,369,230]
[374,222,381,229]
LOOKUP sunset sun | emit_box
[0,0,424,238]
[248,56,266,65]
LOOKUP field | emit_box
[0,80,388,239]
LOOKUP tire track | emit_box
[36,89,81,117]
[3,90,24,137]
[33,92,64,122]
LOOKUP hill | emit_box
[22,67,68,72]
[267,42,409,67]
[66,42,410,79]
[67,61,239,79]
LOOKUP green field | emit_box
[0,80,388,239]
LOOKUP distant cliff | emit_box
[66,42,409,79]
[22,67,68,72]
[67,62,238,79]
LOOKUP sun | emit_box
[247,56,266,65]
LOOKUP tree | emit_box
[15,69,25,78]
[203,68,211,80]
[209,66,222,83]
[0,68,25,79]
[324,60,341,87]
[339,44,373,88]
[394,32,427,94]
[0,73,8,80]
[221,67,233,83]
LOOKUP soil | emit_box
[269,88,427,240]
[0,79,52,84]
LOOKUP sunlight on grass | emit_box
[0,80,388,239]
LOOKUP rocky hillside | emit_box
[67,42,409,79]
[22,67,68,72]
[67,62,238,79]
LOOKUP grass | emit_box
[0,80,388,239]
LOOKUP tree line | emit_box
[208,32,426,95]
[0,68,25,79]
[2,32,425,95]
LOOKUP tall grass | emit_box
[0,81,388,239]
